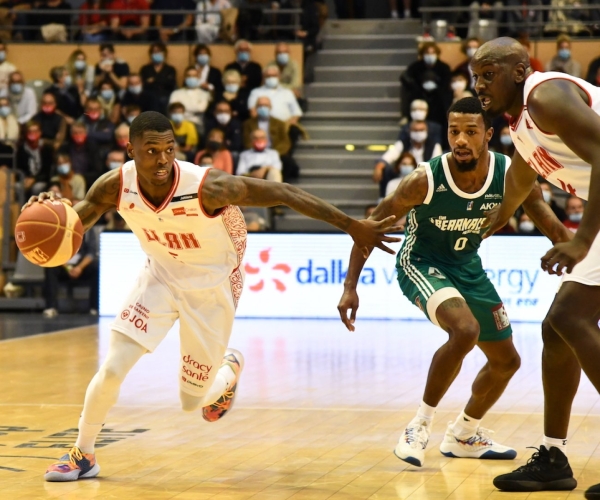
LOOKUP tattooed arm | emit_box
[522,182,573,245]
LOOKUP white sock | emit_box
[415,400,436,426]
[390,9,398,18]
[75,417,103,454]
[404,8,411,17]
[451,410,481,438]
[543,435,567,454]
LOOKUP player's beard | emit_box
[454,143,485,172]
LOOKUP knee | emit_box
[448,321,480,354]
[545,306,573,338]
[98,362,127,387]
[491,351,521,378]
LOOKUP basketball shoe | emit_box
[586,483,600,499]
[439,423,517,459]
[394,417,431,467]
[202,348,244,423]
[44,446,100,482]
[493,446,577,492]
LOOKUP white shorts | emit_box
[111,264,241,397]
[562,231,600,287]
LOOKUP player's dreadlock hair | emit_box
[447,97,492,130]
[129,111,173,141]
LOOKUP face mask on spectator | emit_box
[542,190,552,204]
[410,131,427,143]
[400,163,414,177]
[216,113,231,125]
[151,52,165,64]
[225,83,239,94]
[127,115,136,124]
[411,109,426,121]
[208,139,222,150]
[253,139,268,152]
[185,77,199,88]
[466,47,477,58]
[71,132,87,145]
[237,51,250,63]
[265,77,279,89]
[196,54,210,66]
[128,84,142,95]
[569,212,583,222]
[276,53,289,65]
[451,80,467,92]
[87,110,101,121]
[519,220,535,233]
[117,138,128,148]
[103,57,115,66]
[10,83,23,94]
[101,89,114,100]
[64,75,72,86]
[57,163,71,176]
[423,54,437,66]
[422,80,437,91]
[500,134,512,146]
[75,60,86,71]
[26,131,41,143]
[0,105,10,117]
[109,161,121,170]
[0,51,6,63]
[42,103,56,114]
[558,48,570,60]
[170,113,184,124]
[257,106,270,119]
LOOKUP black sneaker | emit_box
[587,483,600,499]
[493,446,577,492]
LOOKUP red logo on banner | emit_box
[244,249,291,292]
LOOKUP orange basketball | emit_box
[15,200,84,267]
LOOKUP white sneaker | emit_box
[43,308,58,318]
[439,423,517,460]
[394,418,430,467]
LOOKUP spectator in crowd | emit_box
[35,0,72,42]
[67,121,102,186]
[237,129,283,182]
[169,66,211,128]
[50,150,86,204]
[539,180,567,222]
[16,120,53,196]
[66,49,95,101]
[43,226,98,318]
[205,100,242,153]
[519,36,544,73]
[78,98,115,159]
[506,0,543,37]
[454,37,481,84]
[400,41,452,128]
[0,41,17,96]
[153,0,194,42]
[219,69,250,122]
[94,44,130,92]
[197,151,212,167]
[196,0,231,43]
[546,34,581,77]
[79,0,114,42]
[243,96,290,157]
[269,42,302,98]
[168,102,198,161]
[225,40,263,93]
[193,127,232,173]
[120,73,153,113]
[122,104,141,124]
[105,149,126,173]
[400,99,442,145]
[8,71,37,125]
[97,81,121,125]
[492,124,515,157]
[194,44,224,96]
[47,66,84,123]
[0,96,19,143]
[383,151,418,197]
[373,120,442,197]
[33,92,67,150]
[139,42,177,114]
[564,195,584,232]
[113,122,129,152]
[517,212,541,235]
[110,0,150,41]
[450,70,473,104]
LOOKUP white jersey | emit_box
[509,71,600,200]
[116,160,247,300]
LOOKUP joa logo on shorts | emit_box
[121,302,149,332]
[244,248,291,292]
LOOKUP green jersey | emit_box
[397,152,510,268]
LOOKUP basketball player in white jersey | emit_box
[28,112,400,482]
[470,38,600,497]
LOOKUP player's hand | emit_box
[349,216,402,257]
[22,192,72,211]
[482,205,508,239]
[338,288,359,331]
[541,238,589,276]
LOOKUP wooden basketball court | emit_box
[1,318,599,499]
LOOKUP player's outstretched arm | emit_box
[522,183,573,245]
[74,169,120,233]
[528,79,600,274]
[201,169,401,257]
[338,168,428,331]
[483,150,537,239]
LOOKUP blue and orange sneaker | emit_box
[202,348,244,423]
[439,423,517,459]
[44,446,100,482]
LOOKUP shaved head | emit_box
[472,37,530,69]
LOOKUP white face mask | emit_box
[451,80,467,92]
[422,80,437,91]
[519,220,535,233]
[216,112,231,125]
[569,212,583,222]
[411,109,427,121]
[423,54,437,66]
[542,190,552,204]
[410,131,427,143]
[466,47,478,58]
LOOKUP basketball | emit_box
[15,200,84,268]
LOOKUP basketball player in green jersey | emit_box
[338,97,572,468]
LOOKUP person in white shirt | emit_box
[0,41,17,97]
[0,96,19,142]
[169,66,211,128]
[196,0,231,42]
[237,129,282,182]
[247,65,302,125]
[8,71,37,125]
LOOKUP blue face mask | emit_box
[109,161,121,170]
[196,54,210,66]
[237,51,250,63]
[558,48,571,60]
[151,52,165,64]
[569,211,583,222]
[422,80,437,91]
[64,75,72,86]
[423,54,437,66]
[170,113,184,124]
[128,84,142,95]
[0,106,10,117]
[57,163,71,176]
[185,77,199,88]
[500,134,512,146]
[225,83,239,94]
[0,51,6,63]
[127,115,136,124]
[74,59,86,71]
[276,53,289,65]
[257,106,270,119]
[265,77,279,89]
[10,83,23,94]
[100,89,114,100]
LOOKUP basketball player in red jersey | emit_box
[471,38,600,497]
[28,112,400,482]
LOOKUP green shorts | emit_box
[396,258,512,342]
